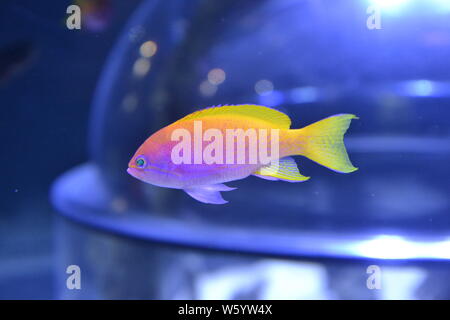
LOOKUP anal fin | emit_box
[184,184,236,204]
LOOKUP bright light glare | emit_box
[368,0,411,14]
[434,0,450,12]
[401,80,436,97]
[369,0,450,14]
[369,0,410,9]
[406,80,434,97]
[353,235,450,260]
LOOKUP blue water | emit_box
[1,0,450,299]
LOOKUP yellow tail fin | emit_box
[295,114,358,173]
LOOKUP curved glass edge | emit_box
[51,164,450,263]
[88,0,159,161]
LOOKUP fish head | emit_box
[127,137,175,188]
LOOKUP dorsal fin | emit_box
[176,104,291,129]
[253,157,310,182]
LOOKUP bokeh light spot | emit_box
[111,197,128,213]
[207,68,226,85]
[139,40,158,58]
[122,93,138,113]
[133,58,151,77]
[199,80,218,97]
[255,79,274,96]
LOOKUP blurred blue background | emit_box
[0,0,141,299]
[1,0,450,299]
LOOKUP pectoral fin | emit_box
[184,184,236,204]
[253,157,310,182]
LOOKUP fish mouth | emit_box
[129,163,178,176]
[127,167,138,178]
[127,167,146,181]
[127,165,163,178]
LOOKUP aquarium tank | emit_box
[1,0,450,300]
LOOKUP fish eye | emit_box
[135,156,147,168]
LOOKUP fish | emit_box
[127,104,358,204]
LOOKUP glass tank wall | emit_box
[52,0,450,299]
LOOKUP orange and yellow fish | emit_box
[127,104,358,204]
